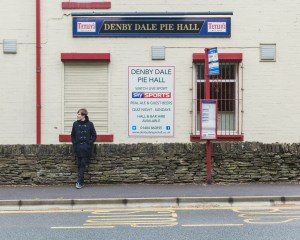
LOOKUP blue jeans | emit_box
[77,157,87,185]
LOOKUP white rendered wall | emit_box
[0,1,36,144]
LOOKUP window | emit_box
[195,62,241,136]
[63,61,109,134]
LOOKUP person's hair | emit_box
[77,108,88,116]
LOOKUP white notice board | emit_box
[128,66,175,137]
[200,100,217,139]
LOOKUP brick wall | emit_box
[0,142,300,185]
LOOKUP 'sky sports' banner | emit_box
[73,17,231,37]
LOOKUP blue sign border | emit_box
[73,17,231,37]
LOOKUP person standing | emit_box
[71,108,96,189]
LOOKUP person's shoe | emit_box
[76,182,83,189]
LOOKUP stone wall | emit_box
[0,142,300,185]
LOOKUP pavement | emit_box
[1,183,300,210]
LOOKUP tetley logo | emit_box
[207,22,226,32]
[77,22,96,32]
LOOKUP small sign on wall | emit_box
[128,66,175,137]
[200,100,217,139]
[208,47,220,75]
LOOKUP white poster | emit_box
[201,100,217,139]
[128,66,175,137]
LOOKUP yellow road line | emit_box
[86,218,177,223]
[243,217,300,224]
[182,224,243,227]
[51,226,114,229]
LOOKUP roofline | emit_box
[71,12,233,17]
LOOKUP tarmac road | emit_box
[1,206,300,240]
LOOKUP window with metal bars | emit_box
[196,62,239,135]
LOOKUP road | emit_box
[1,205,300,240]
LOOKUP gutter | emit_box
[71,11,234,17]
[1,196,299,211]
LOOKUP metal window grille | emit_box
[195,62,242,136]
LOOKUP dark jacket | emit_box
[71,118,96,158]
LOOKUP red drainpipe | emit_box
[36,0,41,144]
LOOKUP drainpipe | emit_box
[36,0,41,144]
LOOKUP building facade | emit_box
[1,0,300,144]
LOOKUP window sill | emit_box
[59,134,114,142]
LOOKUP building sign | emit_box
[73,17,231,37]
[200,100,217,139]
[128,66,175,137]
[208,47,220,75]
